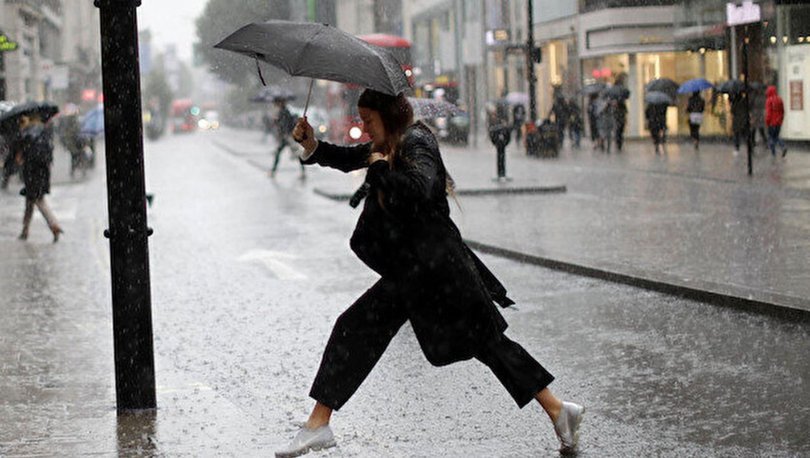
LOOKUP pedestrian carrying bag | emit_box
[689,113,704,125]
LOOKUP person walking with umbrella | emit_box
[729,91,750,155]
[269,96,305,179]
[749,84,767,148]
[567,98,583,149]
[275,89,585,457]
[687,92,706,150]
[487,98,511,177]
[13,113,63,242]
[765,85,788,157]
[645,94,669,154]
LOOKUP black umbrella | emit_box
[0,101,59,131]
[604,85,630,100]
[644,91,674,106]
[214,20,409,99]
[407,97,461,119]
[716,79,745,94]
[645,78,679,100]
[582,82,606,95]
[251,86,296,103]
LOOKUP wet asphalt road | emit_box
[0,130,808,457]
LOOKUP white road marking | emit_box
[238,249,308,280]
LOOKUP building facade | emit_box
[0,0,100,105]
[318,0,810,141]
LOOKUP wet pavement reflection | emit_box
[0,129,807,456]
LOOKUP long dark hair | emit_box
[357,89,457,204]
[357,89,413,160]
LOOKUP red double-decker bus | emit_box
[325,33,412,144]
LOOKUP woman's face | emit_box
[359,107,386,150]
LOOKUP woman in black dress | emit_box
[15,114,63,242]
[276,89,584,457]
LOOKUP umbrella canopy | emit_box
[716,79,764,94]
[645,91,674,105]
[504,92,529,106]
[645,78,679,100]
[582,82,606,95]
[0,101,59,131]
[215,20,409,96]
[80,105,105,137]
[715,79,745,94]
[604,85,630,100]
[251,85,296,103]
[407,97,462,119]
[677,78,713,94]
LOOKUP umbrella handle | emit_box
[303,78,314,117]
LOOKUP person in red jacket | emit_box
[765,85,788,157]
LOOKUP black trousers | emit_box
[271,136,305,173]
[309,279,555,411]
[689,123,701,142]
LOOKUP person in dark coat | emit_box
[275,89,584,458]
[512,102,526,143]
[687,92,706,150]
[645,103,668,154]
[14,114,63,242]
[567,98,583,149]
[269,97,305,179]
[487,99,511,176]
[614,98,627,151]
[57,110,86,177]
[729,92,750,155]
[749,86,767,147]
[550,95,569,148]
[587,93,599,144]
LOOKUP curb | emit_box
[313,185,567,201]
[464,240,810,323]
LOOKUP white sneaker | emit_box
[275,424,336,458]
[554,401,584,455]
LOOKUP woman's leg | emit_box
[475,334,583,452]
[307,279,408,420]
[35,198,62,242]
[20,198,35,239]
[474,333,555,410]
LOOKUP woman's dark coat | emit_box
[304,122,513,366]
[730,93,750,135]
[14,124,53,199]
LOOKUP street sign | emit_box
[727,1,761,26]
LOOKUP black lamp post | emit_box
[95,0,156,411]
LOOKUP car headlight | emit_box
[198,119,210,129]
[435,117,448,129]
[349,126,363,140]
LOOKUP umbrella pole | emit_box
[303,79,314,117]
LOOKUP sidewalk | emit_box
[215,127,810,316]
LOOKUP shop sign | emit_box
[485,29,511,47]
[726,1,761,26]
[0,34,19,52]
[789,80,803,111]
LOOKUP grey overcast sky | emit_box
[137,0,207,62]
